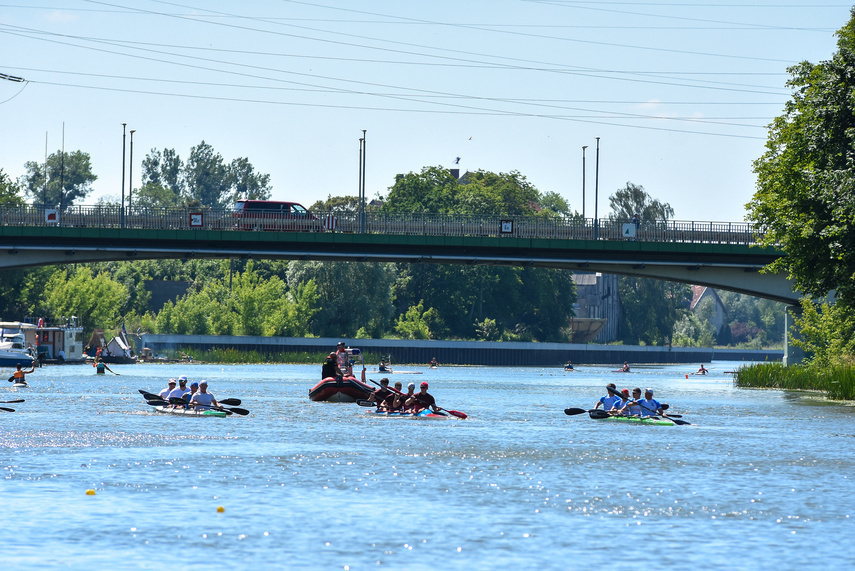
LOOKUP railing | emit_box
[0,205,765,246]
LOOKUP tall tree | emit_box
[228,157,272,201]
[749,9,855,307]
[608,181,675,221]
[0,169,26,205]
[182,141,230,209]
[21,150,97,208]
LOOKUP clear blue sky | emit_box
[1,1,851,222]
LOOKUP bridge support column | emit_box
[784,304,805,366]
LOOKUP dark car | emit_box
[232,200,324,232]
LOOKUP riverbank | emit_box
[734,362,855,400]
[137,333,782,366]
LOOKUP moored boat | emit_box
[0,322,37,368]
[152,405,228,418]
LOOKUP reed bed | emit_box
[177,347,386,366]
[733,363,855,400]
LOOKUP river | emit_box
[2,362,853,570]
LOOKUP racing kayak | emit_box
[365,408,448,419]
[588,411,674,425]
[11,382,28,388]
[152,405,228,418]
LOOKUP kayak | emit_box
[365,408,448,419]
[152,405,228,418]
[588,411,674,426]
[11,382,28,388]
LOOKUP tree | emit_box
[608,181,674,221]
[182,141,230,209]
[228,157,272,201]
[21,150,97,208]
[749,10,855,308]
[0,169,25,205]
[42,267,128,334]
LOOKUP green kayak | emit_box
[588,411,675,426]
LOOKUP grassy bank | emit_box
[176,347,388,366]
[733,363,855,400]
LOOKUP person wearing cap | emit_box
[335,342,352,376]
[616,388,644,416]
[184,381,199,403]
[637,388,663,418]
[190,380,219,411]
[381,381,405,411]
[406,381,439,414]
[595,383,623,411]
[159,378,177,399]
[371,378,391,406]
[322,352,343,380]
[167,377,190,402]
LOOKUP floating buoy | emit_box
[685,374,689,379]
[217,506,225,513]
[85,489,96,496]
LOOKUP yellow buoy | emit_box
[217,506,225,513]
[86,489,96,496]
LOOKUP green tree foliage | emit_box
[394,300,435,340]
[21,150,97,208]
[228,157,272,201]
[183,141,230,209]
[608,181,675,221]
[42,267,128,333]
[287,260,396,338]
[749,10,855,307]
[0,267,58,320]
[0,169,26,205]
[792,298,855,367]
[619,277,691,345]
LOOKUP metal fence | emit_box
[0,205,764,246]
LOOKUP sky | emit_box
[1,1,852,222]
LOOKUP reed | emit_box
[176,347,386,365]
[734,363,855,400]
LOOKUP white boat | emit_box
[11,382,28,388]
[0,322,37,368]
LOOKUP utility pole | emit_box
[581,145,588,219]
[129,130,136,212]
[594,137,600,240]
[121,123,127,228]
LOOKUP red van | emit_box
[232,200,323,232]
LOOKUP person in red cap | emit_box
[406,381,440,414]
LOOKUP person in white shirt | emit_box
[167,377,190,405]
[159,379,176,399]
[190,380,219,410]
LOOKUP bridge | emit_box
[0,204,793,303]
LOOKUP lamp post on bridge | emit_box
[594,137,600,240]
[360,129,366,233]
[129,130,136,213]
[121,123,126,228]
[581,145,588,219]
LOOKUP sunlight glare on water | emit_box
[1,362,853,569]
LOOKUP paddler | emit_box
[371,377,391,405]
[185,381,199,403]
[159,378,177,399]
[637,388,664,417]
[616,388,643,416]
[189,380,219,411]
[595,383,623,412]
[697,364,708,375]
[11,362,36,385]
[93,357,116,375]
[620,361,631,372]
[167,376,190,406]
[380,381,404,411]
[406,381,440,414]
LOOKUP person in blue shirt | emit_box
[637,388,664,417]
[595,383,623,412]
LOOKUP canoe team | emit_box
[158,375,219,410]
[369,377,440,414]
[595,383,664,417]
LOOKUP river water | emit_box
[1,361,853,570]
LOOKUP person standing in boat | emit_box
[595,383,623,412]
[637,388,664,418]
[11,362,36,384]
[371,377,391,405]
[335,342,352,376]
[322,352,343,380]
[407,381,440,414]
[190,380,219,411]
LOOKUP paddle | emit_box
[356,399,377,407]
[138,389,241,407]
[564,407,605,416]
[368,378,467,419]
[168,397,249,416]
[0,406,16,412]
[0,399,25,404]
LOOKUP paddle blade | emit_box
[564,408,589,416]
[588,409,611,419]
[442,408,467,419]
[0,399,25,404]
[219,398,241,406]
[145,399,168,406]
[0,406,16,412]
[668,417,691,426]
[169,397,189,405]
[225,407,250,416]
[356,399,376,407]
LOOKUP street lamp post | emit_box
[121,123,127,228]
[129,130,136,213]
[581,145,588,220]
[594,137,600,240]
[360,129,367,234]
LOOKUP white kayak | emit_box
[11,382,28,388]
[152,405,227,417]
